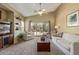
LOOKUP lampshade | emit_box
[55,26,59,29]
[55,24,60,29]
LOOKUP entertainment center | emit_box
[0,21,13,48]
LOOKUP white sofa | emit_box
[52,33,79,55]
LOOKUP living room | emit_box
[0,3,79,55]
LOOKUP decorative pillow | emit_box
[56,32,63,37]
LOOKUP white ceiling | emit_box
[7,3,61,16]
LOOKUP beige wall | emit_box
[24,12,55,32]
[55,3,79,34]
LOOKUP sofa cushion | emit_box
[63,33,79,42]
[57,39,71,51]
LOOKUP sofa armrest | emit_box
[52,36,63,40]
[70,42,79,55]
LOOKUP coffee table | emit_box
[37,39,50,52]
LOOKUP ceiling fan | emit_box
[34,3,47,16]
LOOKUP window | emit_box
[30,21,50,36]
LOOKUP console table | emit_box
[37,39,50,52]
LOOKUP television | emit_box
[0,21,11,36]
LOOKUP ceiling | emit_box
[7,3,61,16]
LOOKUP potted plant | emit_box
[17,34,24,43]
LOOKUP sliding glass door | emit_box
[30,21,51,36]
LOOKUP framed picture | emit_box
[67,11,79,26]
